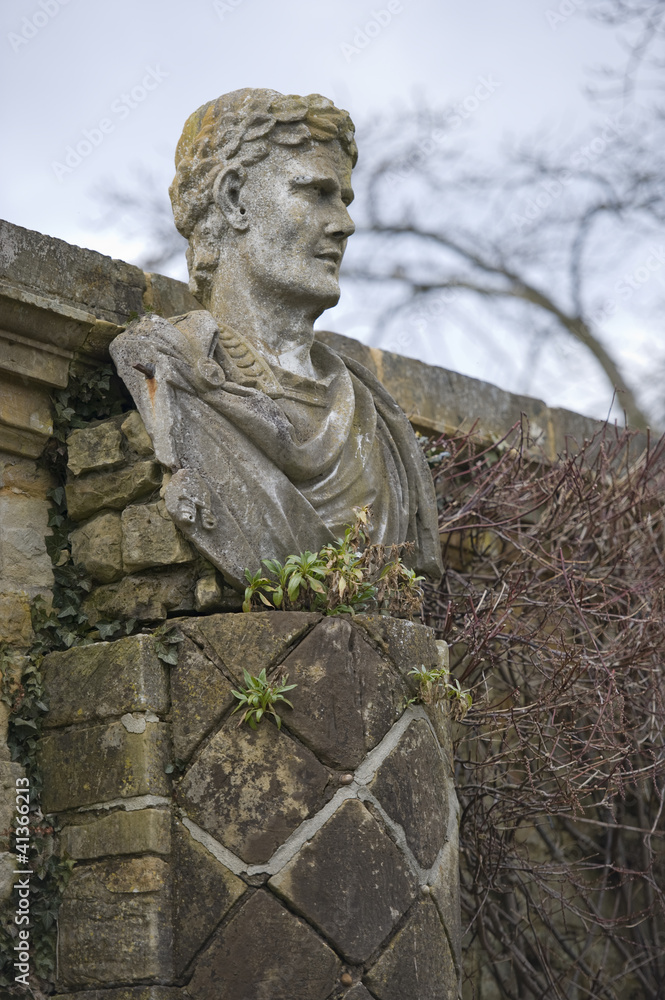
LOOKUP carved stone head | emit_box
[169,89,358,310]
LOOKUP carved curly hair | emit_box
[169,88,358,303]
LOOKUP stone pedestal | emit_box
[43,611,460,1000]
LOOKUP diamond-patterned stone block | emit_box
[177,719,331,864]
[370,718,450,869]
[187,890,340,1000]
[430,838,462,975]
[364,898,457,1000]
[278,617,408,769]
[170,637,234,761]
[269,798,417,963]
[172,819,246,975]
[189,611,317,683]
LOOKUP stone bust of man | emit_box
[111,88,442,591]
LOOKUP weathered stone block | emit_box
[70,510,123,582]
[352,614,439,687]
[83,565,198,623]
[269,798,417,964]
[67,423,124,477]
[58,856,173,986]
[189,611,317,683]
[177,718,331,865]
[187,889,341,1000]
[60,808,171,860]
[43,633,168,728]
[40,720,170,812]
[279,617,408,769]
[430,838,462,975]
[194,569,225,612]
[172,818,246,975]
[363,898,457,1000]
[55,991,183,1000]
[370,719,450,869]
[0,494,54,589]
[0,452,53,498]
[171,637,234,761]
[121,499,193,572]
[0,590,33,645]
[121,410,154,456]
[65,460,162,521]
[0,850,16,905]
[0,760,25,851]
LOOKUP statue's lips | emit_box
[315,250,342,265]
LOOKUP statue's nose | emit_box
[325,210,355,241]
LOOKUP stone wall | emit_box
[0,218,617,996]
[63,409,239,626]
[42,612,459,999]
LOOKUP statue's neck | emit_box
[208,282,320,380]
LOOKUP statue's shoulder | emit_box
[111,309,218,367]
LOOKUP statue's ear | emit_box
[212,166,249,231]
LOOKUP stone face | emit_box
[363,899,457,1000]
[338,987,374,1000]
[121,410,154,456]
[83,564,198,623]
[352,614,439,689]
[0,850,16,905]
[60,808,172,860]
[58,856,173,986]
[172,818,246,975]
[269,798,417,964]
[278,617,408,769]
[54,991,183,1000]
[70,510,124,582]
[0,452,53,498]
[170,637,234,761]
[190,611,317,684]
[121,499,194,572]
[187,889,341,1000]
[40,720,170,812]
[369,719,450,869]
[0,761,25,850]
[430,838,462,975]
[0,494,54,590]
[177,718,331,865]
[42,633,168,728]
[0,590,33,645]
[65,460,162,521]
[67,423,124,477]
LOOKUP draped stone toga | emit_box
[110,310,443,591]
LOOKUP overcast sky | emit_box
[1,0,631,416]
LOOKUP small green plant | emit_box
[243,507,425,618]
[153,626,184,665]
[407,663,472,720]
[231,668,297,729]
